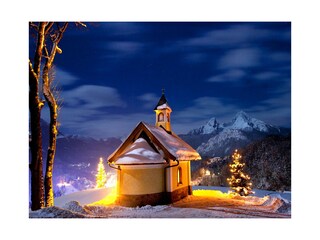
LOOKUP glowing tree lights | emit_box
[96,157,107,188]
[227,149,253,196]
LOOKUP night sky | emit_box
[29,22,291,138]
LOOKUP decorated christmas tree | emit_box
[227,149,253,196]
[96,157,107,188]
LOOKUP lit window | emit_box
[158,112,164,122]
[167,113,170,122]
[177,167,182,185]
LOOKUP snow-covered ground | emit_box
[30,186,291,218]
[54,187,112,207]
[193,186,291,201]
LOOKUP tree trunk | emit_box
[29,69,45,210]
[43,65,58,207]
[29,22,46,210]
[42,22,68,207]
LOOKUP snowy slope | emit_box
[197,129,250,156]
[30,186,291,218]
[54,187,113,207]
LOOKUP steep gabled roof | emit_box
[108,122,201,164]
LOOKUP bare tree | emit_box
[30,22,86,210]
[42,22,69,207]
[29,22,47,210]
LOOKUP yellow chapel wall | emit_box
[165,160,190,193]
[119,165,165,195]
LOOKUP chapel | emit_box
[108,91,201,207]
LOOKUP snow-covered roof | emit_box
[108,122,201,163]
[156,103,172,111]
[154,93,171,110]
[143,123,201,161]
[115,138,166,165]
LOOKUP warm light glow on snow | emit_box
[192,189,268,206]
[89,187,118,206]
[192,189,232,198]
[105,172,117,188]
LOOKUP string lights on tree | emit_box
[227,149,253,196]
[96,157,107,188]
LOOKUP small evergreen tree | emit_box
[96,158,107,188]
[227,149,253,196]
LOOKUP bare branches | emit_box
[29,22,38,31]
[29,60,37,80]
[33,22,47,77]
[75,22,87,28]
[45,22,54,34]
[45,22,69,66]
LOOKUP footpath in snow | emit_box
[30,186,291,218]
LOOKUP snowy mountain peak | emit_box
[234,110,250,121]
[188,111,279,136]
[227,111,253,131]
[188,117,220,135]
[182,111,288,157]
[203,117,219,134]
[219,111,270,132]
[207,117,218,125]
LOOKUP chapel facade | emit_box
[108,92,201,207]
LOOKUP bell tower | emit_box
[154,89,172,133]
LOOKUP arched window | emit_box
[167,113,170,122]
[158,112,164,122]
[177,167,182,185]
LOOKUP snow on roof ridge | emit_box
[142,122,201,161]
[115,137,166,165]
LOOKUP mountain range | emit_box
[180,111,290,157]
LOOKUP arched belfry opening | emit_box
[154,89,172,133]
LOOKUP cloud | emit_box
[253,71,281,81]
[103,41,145,59]
[165,23,290,67]
[174,97,239,124]
[247,92,291,127]
[185,25,255,48]
[268,52,291,63]
[183,24,290,49]
[58,111,154,139]
[100,22,146,36]
[183,53,207,64]
[207,69,246,83]
[62,85,126,109]
[138,93,159,108]
[218,48,261,69]
[54,67,79,86]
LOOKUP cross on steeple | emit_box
[162,88,165,95]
